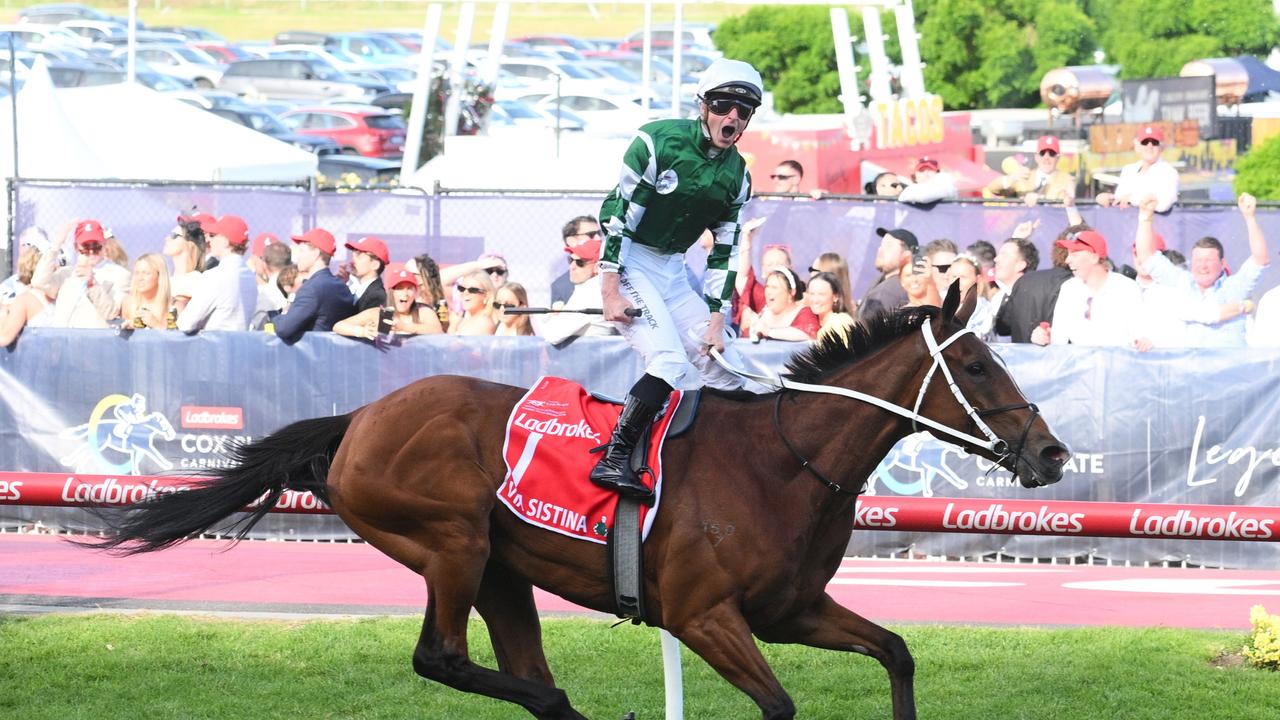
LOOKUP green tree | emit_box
[1233,133,1280,200]
[1090,0,1280,79]
[916,0,1096,109]
[714,7,841,114]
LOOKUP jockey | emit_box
[592,58,764,505]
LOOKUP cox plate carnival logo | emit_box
[59,393,250,474]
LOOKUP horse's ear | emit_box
[940,279,962,323]
[954,284,978,326]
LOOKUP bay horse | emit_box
[85,286,1068,720]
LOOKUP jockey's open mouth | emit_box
[721,121,741,142]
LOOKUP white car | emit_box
[110,44,223,88]
[58,19,127,44]
[262,44,363,72]
[0,23,92,50]
[486,99,586,137]
[533,91,667,137]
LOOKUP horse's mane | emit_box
[783,306,938,385]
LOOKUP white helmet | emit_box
[696,58,763,107]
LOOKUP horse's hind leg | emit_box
[669,602,796,720]
[474,562,555,687]
[756,593,916,720]
[411,550,585,720]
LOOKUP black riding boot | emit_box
[589,395,661,506]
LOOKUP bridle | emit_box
[712,319,1041,495]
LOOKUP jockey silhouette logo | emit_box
[60,393,176,475]
[867,432,970,497]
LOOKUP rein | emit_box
[712,319,1042,493]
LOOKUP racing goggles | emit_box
[704,96,755,121]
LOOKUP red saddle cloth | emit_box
[499,376,683,545]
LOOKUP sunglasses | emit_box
[770,173,797,181]
[572,230,602,239]
[933,263,952,273]
[568,257,594,267]
[79,243,104,254]
[1140,139,1161,147]
[488,267,507,276]
[882,182,905,189]
[456,285,485,295]
[493,302,518,310]
[705,97,754,120]
[1038,150,1058,158]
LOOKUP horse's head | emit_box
[911,282,1069,488]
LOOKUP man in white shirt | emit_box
[177,214,259,333]
[1043,229,1143,348]
[539,238,618,345]
[897,156,959,204]
[1096,125,1180,212]
[46,220,130,328]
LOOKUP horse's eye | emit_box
[965,362,986,377]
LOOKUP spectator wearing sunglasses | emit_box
[897,156,958,205]
[1037,228,1142,348]
[494,282,534,337]
[274,228,354,343]
[770,160,803,194]
[551,215,601,307]
[449,270,498,336]
[163,214,209,313]
[984,136,1075,207]
[594,58,767,503]
[921,238,959,300]
[1095,125,1179,212]
[43,220,130,328]
[864,172,905,197]
[541,238,617,345]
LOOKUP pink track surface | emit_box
[3,535,1277,629]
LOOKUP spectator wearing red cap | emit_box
[176,215,258,333]
[344,236,389,314]
[1136,193,1269,347]
[1039,228,1143,348]
[1096,125,1179,212]
[250,242,293,331]
[334,263,441,340]
[985,136,1075,206]
[46,220,131,328]
[163,216,209,313]
[246,232,280,279]
[897,156,958,204]
[274,227,355,343]
[540,237,618,345]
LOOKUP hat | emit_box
[1056,229,1108,259]
[383,262,419,289]
[250,232,280,258]
[696,58,764,106]
[876,226,919,251]
[1136,125,1164,144]
[915,157,940,173]
[178,213,217,233]
[345,236,390,265]
[291,227,336,255]
[204,215,249,246]
[565,238,602,262]
[74,220,106,248]
[1037,135,1061,154]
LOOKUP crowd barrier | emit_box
[1,330,1278,568]
[11,182,1280,311]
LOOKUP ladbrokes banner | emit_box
[1,330,1277,567]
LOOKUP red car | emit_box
[279,106,407,159]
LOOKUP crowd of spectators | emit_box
[0,146,1276,351]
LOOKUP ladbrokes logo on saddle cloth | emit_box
[499,376,682,544]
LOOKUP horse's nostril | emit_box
[1041,445,1070,466]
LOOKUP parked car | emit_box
[370,29,451,54]
[46,60,124,87]
[620,24,719,53]
[96,30,187,47]
[273,30,412,66]
[487,99,586,136]
[531,91,667,136]
[280,106,407,158]
[510,34,599,54]
[218,58,389,101]
[133,69,193,92]
[192,42,256,64]
[148,25,225,43]
[110,44,223,88]
[0,23,91,50]
[169,89,247,110]
[18,3,138,28]
[262,43,362,72]
[57,19,128,43]
[208,105,341,154]
[317,154,401,186]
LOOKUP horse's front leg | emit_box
[756,593,916,720]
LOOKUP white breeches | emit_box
[615,244,746,392]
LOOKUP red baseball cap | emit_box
[177,213,217,233]
[291,228,336,255]
[565,238,602,262]
[251,232,280,258]
[1037,135,1061,154]
[1056,229,1108,259]
[74,220,106,248]
[204,215,249,246]
[383,262,419,289]
[1136,125,1164,144]
[345,236,390,265]
[915,157,940,173]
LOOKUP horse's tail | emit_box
[77,414,353,555]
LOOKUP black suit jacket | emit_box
[354,277,386,314]
[995,267,1073,343]
[274,268,355,343]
